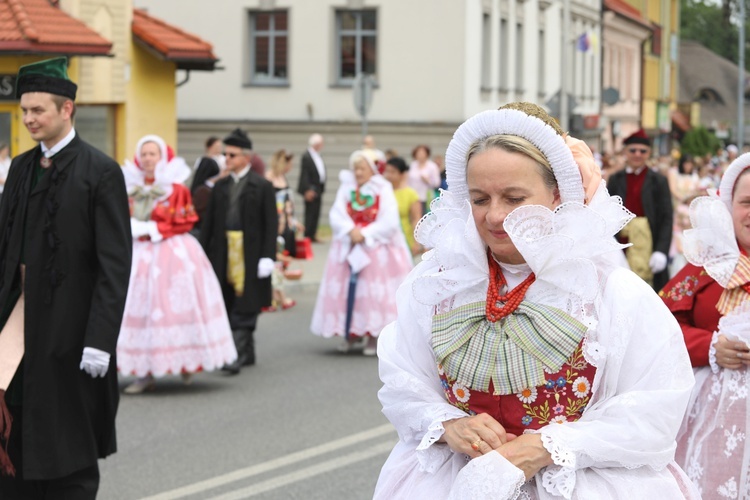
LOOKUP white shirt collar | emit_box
[625,165,646,175]
[230,165,251,182]
[42,128,76,158]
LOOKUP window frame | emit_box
[247,9,289,87]
[334,9,378,86]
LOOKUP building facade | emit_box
[0,0,217,162]
[135,0,603,203]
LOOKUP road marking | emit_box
[141,424,396,500]
[207,441,394,500]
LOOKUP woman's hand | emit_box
[715,334,750,369]
[349,227,365,244]
[439,413,516,459]
[496,433,553,480]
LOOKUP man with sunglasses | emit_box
[608,129,673,291]
[199,128,277,374]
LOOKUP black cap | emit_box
[223,128,252,150]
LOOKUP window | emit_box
[481,13,492,89]
[248,10,288,85]
[515,23,524,92]
[499,19,508,90]
[76,105,115,158]
[538,29,545,97]
[336,9,377,83]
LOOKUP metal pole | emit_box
[561,0,571,132]
[739,0,746,148]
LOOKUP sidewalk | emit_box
[283,238,330,294]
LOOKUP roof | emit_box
[0,0,112,55]
[679,39,750,127]
[603,0,653,30]
[132,9,217,71]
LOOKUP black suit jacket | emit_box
[607,167,673,288]
[200,172,277,314]
[297,150,325,196]
[0,134,131,479]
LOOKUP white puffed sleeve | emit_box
[536,268,695,498]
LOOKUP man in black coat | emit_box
[297,133,326,241]
[607,129,673,291]
[199,129,277,374]
[0,58,131,498]
[190,136,224,234]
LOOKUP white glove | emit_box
[649,251,668,273]
[130,218,150,238]
[257,257,275,278]
[145,220,163,242]
[80,347,111,378]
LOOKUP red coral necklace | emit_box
[485,251,536,322]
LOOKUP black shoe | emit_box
[221,362,241,375]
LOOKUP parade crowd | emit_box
[1,57,750,499]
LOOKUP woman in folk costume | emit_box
[118,135,237,393]
[374,103,698,499]
[310,151,412,356]
[661,152,750,497]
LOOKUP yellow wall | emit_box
[121,44,177,162]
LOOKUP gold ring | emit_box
[471,440,482,452]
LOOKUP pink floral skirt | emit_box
[310,240,412,338]
[118,233,237,377]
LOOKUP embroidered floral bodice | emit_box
[438,341,596,436]
[347,190,380,227]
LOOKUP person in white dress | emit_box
[375,102,699,499]
[118,135,237,393]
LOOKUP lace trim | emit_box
[415,420,453,473]
[709,330,721,374]
[540,433,576,468]
[540,433,577,499]
[682,196,738,287]
[447,452,526,500]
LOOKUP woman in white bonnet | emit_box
[661,151,750,497]
[375,102,698,499]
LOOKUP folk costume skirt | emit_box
[118,233,237,377]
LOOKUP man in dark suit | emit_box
[607,129,673,291]
[0,57,132,499]
[190,136,223,234]
[297,133,326,241]
[200,129,277,374]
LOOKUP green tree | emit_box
[681,0,739,65]
[680,125,722,156]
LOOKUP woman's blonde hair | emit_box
[466,134,558,191]
[269,149,291,177]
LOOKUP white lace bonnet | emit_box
[349,149,379,174]
[719,152,750,210]
[445,106,585,204]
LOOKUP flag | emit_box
[577,32,590,52]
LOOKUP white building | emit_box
[135,0,602,214]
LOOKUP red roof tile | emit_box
[604,0,653,30]
[132,9,217,71]
[0,0,112,55]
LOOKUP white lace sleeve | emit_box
[378,267,469,473]
[536,269,694,495]
[708,330,721,374]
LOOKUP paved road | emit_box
[99,289,396,499]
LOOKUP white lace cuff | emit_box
[448,451,526,500]
[709,330,721,374]
[415,420,453,473]
[540,433,577,499]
